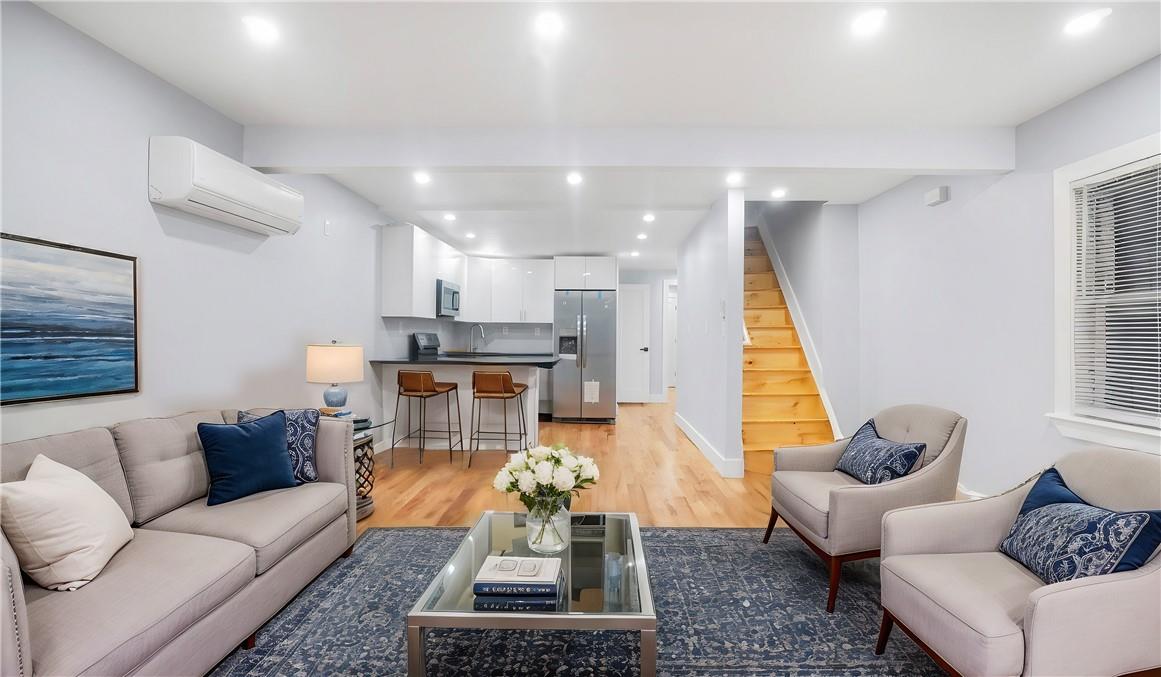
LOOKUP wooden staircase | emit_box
[742,227,835,474]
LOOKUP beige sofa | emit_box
[765,404,967,612]
[1,409,356,677]
[876,447,1161,677]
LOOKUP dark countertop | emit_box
[370,352,560,368]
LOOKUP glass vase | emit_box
[526,502,571,554]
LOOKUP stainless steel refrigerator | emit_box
[553,290,617,422]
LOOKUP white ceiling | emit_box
[41,2,1160,127]
[332,168,911,269]
[36,1,1160,268]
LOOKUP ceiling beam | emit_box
[244,126,1014,174]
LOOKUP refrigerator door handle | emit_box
[576,314,583,369]
[582,314,588,369]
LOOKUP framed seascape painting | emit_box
[1,233,138,405]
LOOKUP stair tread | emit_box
[742,391,820,396]
[742,367,812,372]
[744,417,830,423]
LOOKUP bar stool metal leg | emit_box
[389,392,403,468]
[467,396,477,468]
[517,391,529,450]
[502,397,510,455]
[452,388,464,458]
[445,391,454,463]
[418,396,426,465]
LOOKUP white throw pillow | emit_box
[0,455,133,591]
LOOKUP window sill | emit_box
[1046,413,1160,454]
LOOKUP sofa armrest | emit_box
[880,476,1036,558]
[773,438,849,473]
[316,417,356,547]
[2,533,31,677]
[1023,557,1161,677]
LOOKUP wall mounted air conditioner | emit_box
[148,136,303,236]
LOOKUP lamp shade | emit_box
[305,344,364,384]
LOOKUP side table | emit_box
[351,420,392,520]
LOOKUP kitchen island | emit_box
[371,353,560,455]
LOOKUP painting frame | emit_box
[1,232,139,406]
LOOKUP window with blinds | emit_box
[1070,157,1160,430]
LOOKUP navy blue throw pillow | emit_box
[238,408,320,484]
[198,410,296,505]
[834,420,925,485]
[999,468,1161,584]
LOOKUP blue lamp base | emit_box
[323,384,348,408]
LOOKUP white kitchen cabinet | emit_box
[491,260,524,323]
[554,256,587,290]
[584,257,618,290]
[381,223,465,318]
[523,259,555,322]
[553,256,618,291]
[459,257,494,323]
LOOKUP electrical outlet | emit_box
[502,326,510,336]
[324,219,331,236]
[534,327,541,337]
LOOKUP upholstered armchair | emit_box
[876,447,1161,677]
[764,404,967,612]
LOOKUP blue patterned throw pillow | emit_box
[834,420,925,485]
[999,468,1161,584]
[238,409,320,484]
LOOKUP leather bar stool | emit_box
[467,370,529,467]
[389,370,464,467]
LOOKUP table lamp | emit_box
[306,341,364,408]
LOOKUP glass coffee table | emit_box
[406,511,656,676]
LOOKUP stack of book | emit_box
[472,556,565,612]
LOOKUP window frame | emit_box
[1049,133,1160,454]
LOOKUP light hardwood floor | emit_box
[357,390,772,534]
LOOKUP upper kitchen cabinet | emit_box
[554,256,618,290]
[491,258,554,323]
[459,256,494,323]
[381,223,465,318]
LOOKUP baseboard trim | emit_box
[675,412,745,478]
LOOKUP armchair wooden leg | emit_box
[826,556,842,613]
[243,632,257,650]
[875,608,894,655]
[341,545,354,558]
[762,507,779,543]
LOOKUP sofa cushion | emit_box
[771,470,861,539]
[239,408,321,484]
[198,412,296,505]
[141,482,346,574]
[0,455,133,591]
[835,420,924,485]
[23,529,253,676]
[881,552,1042,676]
[111,411,223,524]
[1,427,134,521]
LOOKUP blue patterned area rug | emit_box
[212,527,940,676]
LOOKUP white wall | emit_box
[675,190,744,477]
[857,56,1161,494]
[754,203,861,436]
[619,269,676,400]
[0,4,388,441]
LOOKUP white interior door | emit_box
[663,280,678,389]
[617,283,650,402]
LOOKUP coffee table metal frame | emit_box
[405,511,656,676]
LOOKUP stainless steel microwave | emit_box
[436,279,460,317]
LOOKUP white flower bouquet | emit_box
[492,444,599,553]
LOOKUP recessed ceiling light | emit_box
[442,213,456,222]
[465,232,476,239]
[642,213,656,223]
[771,187,788,199]
[566,172,584,186]
[533,11,565,40]
[851,8,887,38]
[242,16,280,46]
[630,251,641,257]
[1063,8,1112,36]
[413,171,431,185]
[637,233,648,240]
[726,171,744,187]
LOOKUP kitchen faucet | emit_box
[469,324,486,353]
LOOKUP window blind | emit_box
[1071,158,1160,429]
